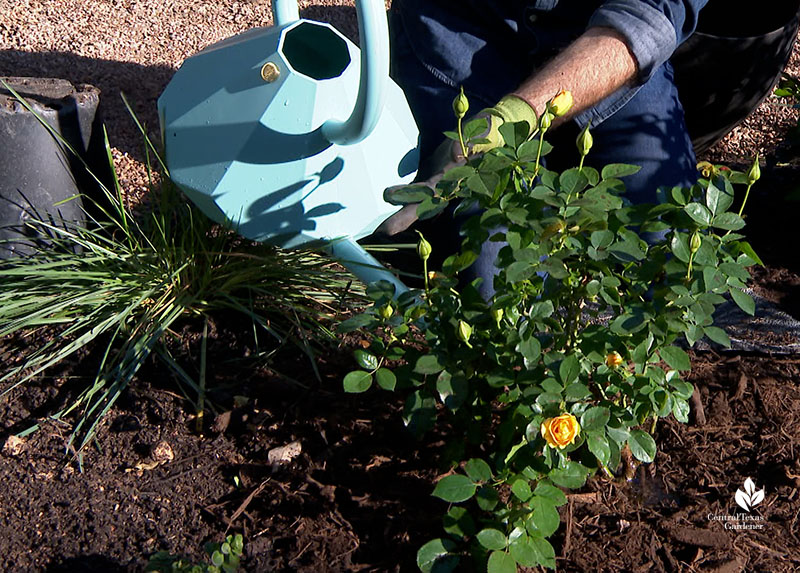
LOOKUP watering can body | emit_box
[158,0,418,293]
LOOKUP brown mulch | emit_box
[3,1,800,572]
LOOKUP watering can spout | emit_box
[273,0,388,146]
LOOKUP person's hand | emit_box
[375,94,540,236]
[375,137,466,236]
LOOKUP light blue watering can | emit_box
[158,0,419,294]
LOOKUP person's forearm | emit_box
[512,27,638,125]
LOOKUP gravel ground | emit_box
[0,0,798,201]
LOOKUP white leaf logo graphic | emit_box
[735,478,765,511]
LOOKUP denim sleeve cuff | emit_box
[588,1,677,82]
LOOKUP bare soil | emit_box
[3,2,800,572]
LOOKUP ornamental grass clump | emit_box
[341,90,761,572]
[0,86,361,454]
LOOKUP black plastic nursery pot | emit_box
[672,0,800,154]
[0,77,106,258]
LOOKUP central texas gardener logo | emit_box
[735,478,765,512]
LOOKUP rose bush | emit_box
[340,91,761,572]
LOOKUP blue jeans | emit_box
[388,3,698,297]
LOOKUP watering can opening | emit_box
[282,22,351,81]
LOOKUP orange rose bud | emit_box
[549,89,574,117]
[605,351,624,368]
[541,413,581,449]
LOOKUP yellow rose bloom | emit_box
[549,89,574,117]
[541,413,581,449]
[605,351,624,368]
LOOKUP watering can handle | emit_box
[328,238,408,296]
[272,0,299,26]
[272,0,389,146]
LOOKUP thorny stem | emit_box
[457,116,468,160]
[423,258,430,297]
[737,182,754,218]
[533,128,547,178]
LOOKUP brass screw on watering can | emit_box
[260,62,280,83]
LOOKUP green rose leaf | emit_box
[530,536,557,569]
[354,349,378,371]
[476,484,500,511]
[501,119,532,147]
[432,474,477,503]
[436,371,469,410]
[705,178,734,215]
[441,165,477,181]
[506,261,536,283]
[659,346,692,372]
[343,370,372,393]
[477,528,508,551]
[590,230,614,250]
[628,429,657,463]
[685,202,712,226]
[375,368,397,391]
[465,458,493,483]
[606,425,630,445]
[487,551,517,573]
[565,382,592,401]
[414,354,445,375]
[509,535,538,567]
[511,479,533,502]
[672,397,690,423]
[533,482,568,506]
[712,212,745,231]
[609,237,646,262]
[670,185,690,205]
[443,250,480,275]
[518,138,553,161]
[558,354,581,385]
[671,232,691,263]
[587,432,611,466]
[464,116,490,139]
[580,406,610,432]
[703,326,731,348]
[417,538,459,573]
[403,390,437,437]
[417,196,449,221]
[531,496,561,537]
[516,336,542,365]
[549,461,588,489]
[467,172,500,197]
[560,168,589,195]
[443,506,476,539]
[385,184,434,205]
[601,163,641,179]
[730,287,756,316]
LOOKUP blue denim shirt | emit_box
[393,0,709,126]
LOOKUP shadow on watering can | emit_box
[242,157,347,244]
[159,0,419,296]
